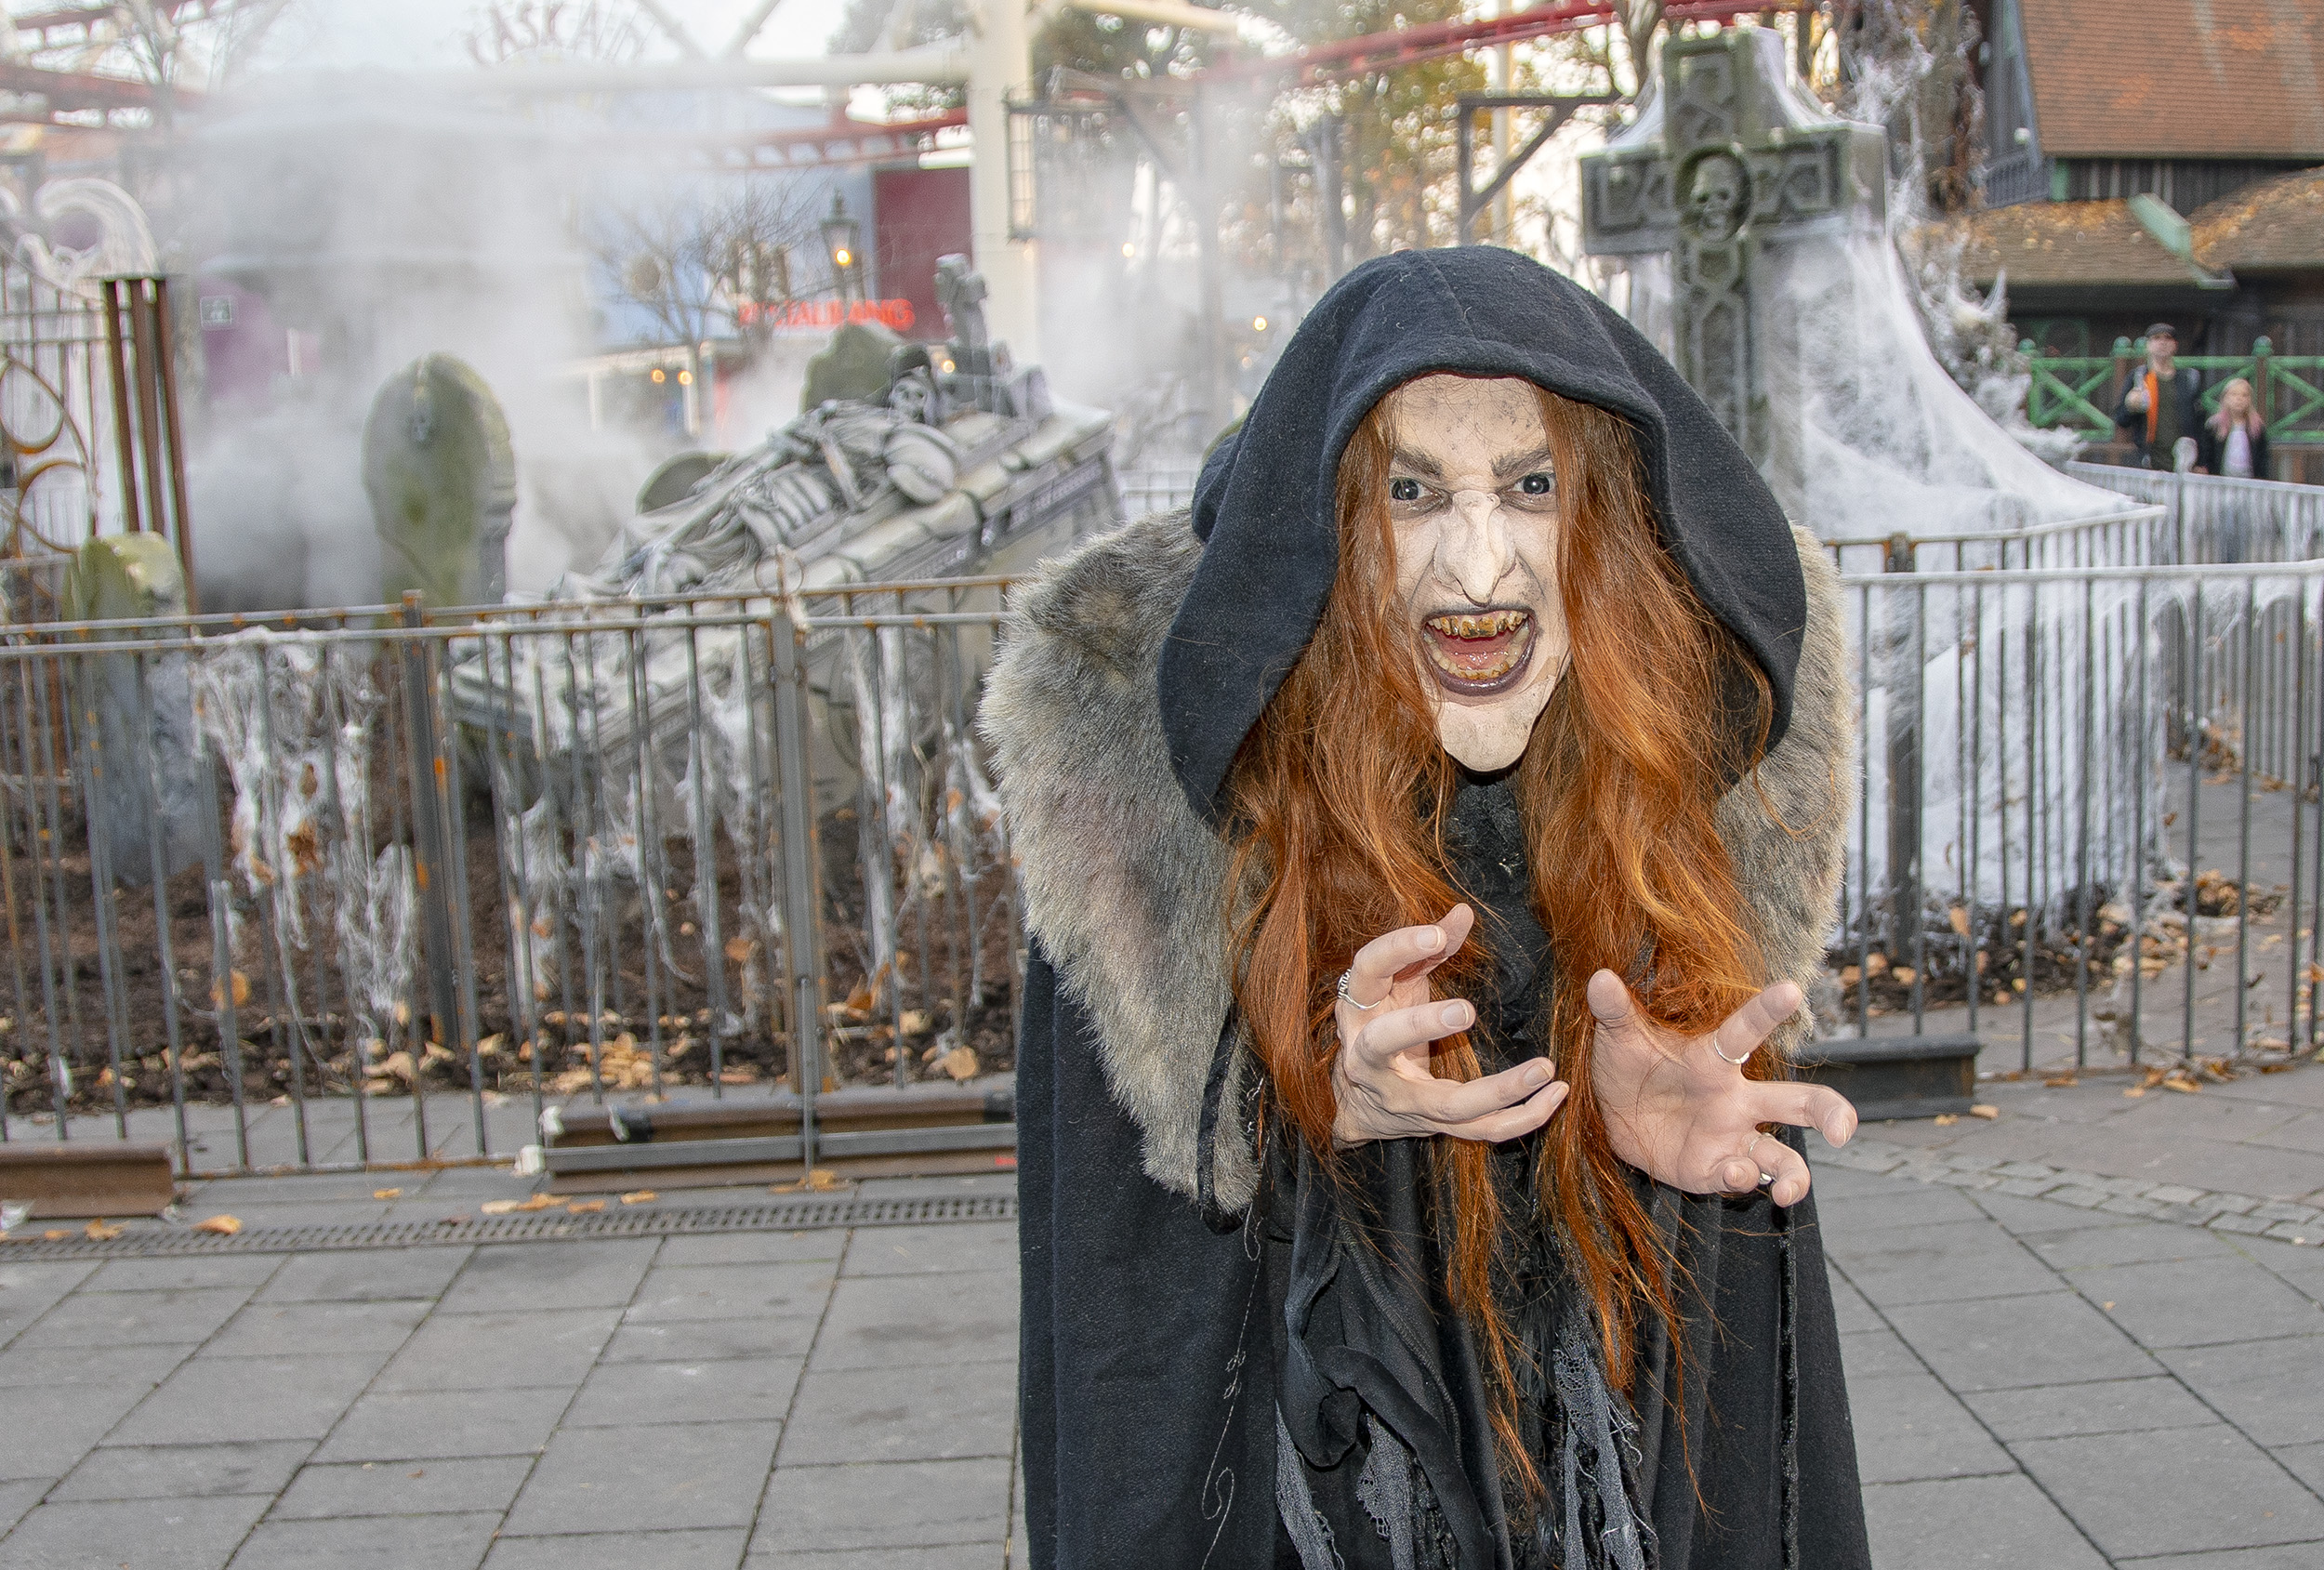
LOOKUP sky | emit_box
[253,0,859,74]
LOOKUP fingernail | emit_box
[1441,1003,1467,1029]
[1420,927,1444,949]
[1525,1062,1552,1088]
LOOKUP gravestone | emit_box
[62,533,203,885]
[802,321,908,411]
[1580,25,1886,508]
[363,354,515,608]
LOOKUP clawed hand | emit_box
[1328,905,1858,1206]
[1329,904,1567,1146]
[1585,970,1855,1207]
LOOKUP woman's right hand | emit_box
[2125,385,2150,413]
[1330,904,1568,1146]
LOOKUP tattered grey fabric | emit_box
[1278,1406,1346,1570]
[1549,1322,1654,1570]
[1354,1416,1417,1569]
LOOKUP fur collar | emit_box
[982,510,1855,1210]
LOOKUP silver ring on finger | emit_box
[1336,970,1383,1011]
[1745,1131,1775,1187]
[1711,1035,1755,1066]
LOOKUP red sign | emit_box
[743,298,917,333]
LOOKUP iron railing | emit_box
[11,521,2324,1177]
[2065,463,2324,564]
[0,580,1026,1177]
[2025,340,2324,455]
[1836,559,2324,1075]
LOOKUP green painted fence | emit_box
[2024,336,2324,451]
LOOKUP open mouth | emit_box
[1422,608,1536,694]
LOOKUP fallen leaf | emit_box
[1932,1113,1960,1126]
[191,1215,242,1235]
[565,1199,606,1214]
[85,1219,125,1240]
[1948,905,1972,937]
[42,1229,69,1241]
[372,1188,403,1200]
[475,1035,504,1059]
[2123,1086,2146,1098]
[619,1190,657,1205]
[2162,1073,2202,1094]
[479,1199,522,1215]
[772,1168,846,1194]
[2102,1300,2115,1311]
[1968,1104,1999,1120]
[514,1193,558,1211]
[935,1045,980,1082]
[2042,1075,2078,1088]
[209,970,251,1009]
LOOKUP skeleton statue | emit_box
[556,380,962,602]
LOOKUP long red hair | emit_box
[1221,379,1775,1496]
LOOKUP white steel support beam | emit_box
[1044,0,1241,35]
[967,0,1037,367]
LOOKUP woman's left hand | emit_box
[1585,970,1857,1207]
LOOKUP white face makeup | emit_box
[1381,373,1571,772]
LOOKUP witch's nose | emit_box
[1443,492,1513,602]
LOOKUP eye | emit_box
[1517,471,1554,496]
[1389,477,1422,502]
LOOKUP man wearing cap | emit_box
[2115,323,2205,470]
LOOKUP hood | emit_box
[1163,247,1806,823]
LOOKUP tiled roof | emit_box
[2189,167,2324,270]
[1941,200,2199,288]
[2020,0,2324,159]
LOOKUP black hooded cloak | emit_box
[984,249,1870,1570]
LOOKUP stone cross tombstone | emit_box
[63,534,203,886]
[363,354,516,608]
[1581,25,1885,503]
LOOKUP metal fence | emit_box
[2066,462,2324,564]
[1117,466,1200,518]
[1837,559,2324,1075]
[10,515,2324,1178]
[0,580,1026,1178]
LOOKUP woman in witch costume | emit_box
[984,249,1871,1569]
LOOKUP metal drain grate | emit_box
[0,1193,1016,1260]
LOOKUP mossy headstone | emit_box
[63,534,201,885]
[801,321,906,411]
[363,354,516,607]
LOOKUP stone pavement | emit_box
[0,1171,1023,1570]
[5,1072,2324,1567]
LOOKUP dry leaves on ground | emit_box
[84,1219,124,1240]
[373,1188,402,1200]
[772,1168,844,1194]
[191,1215,242,1235]
[566,1199,606,1214]
[619,1190,657,1205]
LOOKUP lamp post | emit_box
[820,192,862,306]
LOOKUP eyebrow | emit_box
[1492,444,1556,481]
[1386,444,1556,482]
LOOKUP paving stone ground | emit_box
[7,1063,2324,1567]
